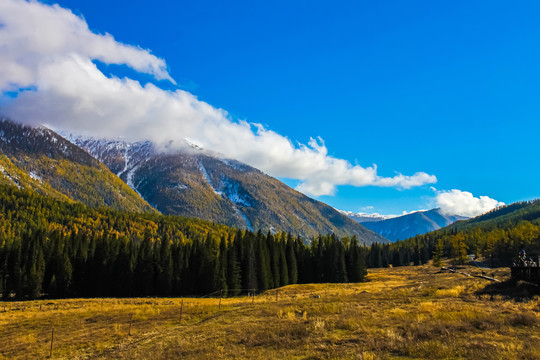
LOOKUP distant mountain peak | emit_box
[349,208,469,242]
[337,209,397,223]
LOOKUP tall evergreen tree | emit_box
[279,240,289,286]
[227,236,242,296]
[286,236,298,285]
[215,236,229,295]
[255,232,272,291]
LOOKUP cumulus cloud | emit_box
[436,189,504,217]
[0,0,173,89]
[0,0,437,196]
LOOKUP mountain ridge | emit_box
[0,118,156,213]
[343,207,467,241]
[70,135,387,244]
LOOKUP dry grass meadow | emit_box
[1,264,539,359]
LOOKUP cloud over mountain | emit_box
[0,0,437,196]
[436,189,504,217]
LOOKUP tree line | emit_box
[365,200,540,268]
[0,185,366,300]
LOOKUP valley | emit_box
[1,2,539,359]
[1,265,538,359]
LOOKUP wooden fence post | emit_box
[128,314,133,336]
[180,299,184,322]
[49,325,55,358]
[219,290,222,310]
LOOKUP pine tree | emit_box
[279,240,289,286]
[227,237,242,296]
[347,236,367,282]
[286,236,298,285]
[330,237,348,283]
[267,233,280,288]
[432,239,444,267]
[451,233,469,265]
[255,232,272,291]
[157,235,173,295]
[113,237,134,297]
[214,236,228,295]
[241,232,258,292]
[134,233,155,296]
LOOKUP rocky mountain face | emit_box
[352,208,468,241]
[0,118,155,213]
[70,136,387,244]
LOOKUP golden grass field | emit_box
[1,264,539,359]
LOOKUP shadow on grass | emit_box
[477,278,540,301]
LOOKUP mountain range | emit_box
[69,135,387,243]
[342,208,468,241]
[0,118,386,244]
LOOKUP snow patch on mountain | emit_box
[0,167,20,188]
[198,161,222,196]
[126,163,142,197]
[218,176,251,207]
[235,206,253,231]
[117,145,131,178]
[29,171,41,182]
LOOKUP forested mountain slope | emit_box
[0,184,367,299]
[366,200,540,268]
[0,119,155,213]
[70,137,387,244]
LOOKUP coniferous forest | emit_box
[0,185,367,300]
[365,200,540,268]
[2,181,539,301]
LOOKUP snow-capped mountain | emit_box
[346,208,468,242]
[337,210,396,223]
[70,136,388,244]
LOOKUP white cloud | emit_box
[0,0,437,196]
[436,189,504,217]
[0,0,173,90]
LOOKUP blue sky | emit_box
[5,0,540,215]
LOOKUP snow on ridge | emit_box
[337,209,397,221]
[219,158,248,171]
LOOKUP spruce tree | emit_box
[214,236,229,295]
[158,235,173,295]
[279,240,289,286]
[227,237,242,296]
[432,239,444,267]
[286,237,298,285]
[255,232,272,291]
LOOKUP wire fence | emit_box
[0,287,336,358]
